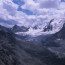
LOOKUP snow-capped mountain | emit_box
[15,18,65,36]
[43,18,65,32]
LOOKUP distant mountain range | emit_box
[11,18,65,36]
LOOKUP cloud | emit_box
[21,0,39,12]
[20,0,65,27]
[21,0,65,19]
[37,0,60,8]
[0,0,65,28]
[21,0,60,12]
[0,0,18,19]
[0,0,27,26]
[3,3,17,16]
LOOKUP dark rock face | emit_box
[44,19,54,32]
[33,25,38,29]
[0,25,65,65]
[12,25,29,32]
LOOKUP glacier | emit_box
[15,18,65,36]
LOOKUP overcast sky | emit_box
[0,0,65,27]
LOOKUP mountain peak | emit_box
[12,25,29,32]
[43,18,65,33]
